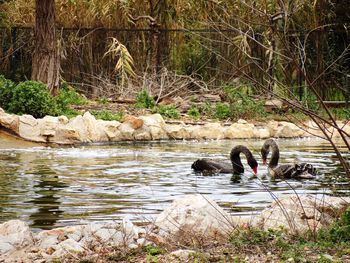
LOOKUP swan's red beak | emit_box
[253,167,258,175]
[262,159,267,165]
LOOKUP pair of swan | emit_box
[191,138,316,179]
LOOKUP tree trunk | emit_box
[31,0,60,96]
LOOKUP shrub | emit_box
[90,110,123,121]
[8,80,57,118]
[154,104,180,119]
[0,75,15,110]
[328,207,350,242]
[224,85,267,120]
[187,105,201,119]
[135,90,155,109]
[143,245,163,256]
[214,102,231,120]
[55,82,87,112]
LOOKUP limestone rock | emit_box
[139,114,168,140]
[253,127,270,138]
[275,121,305,138]
[155,194,235,241]
[237,119,248,124]
[170,249,197,261]
[164,123,191,139]
[0,220,34,254]
[266,120,279,137]
[18,115,44,142]
[54,126,81,143]
[118,122,135,140]
[188,123,225,139]
[121,115,144,129]
[97,120,122,141]
[264,99,285,112]
[252,194,350,234]
[65,115,88,142]
[224,122,255,139]
[0,110,19,133]
[36,227,69,251]
[39,116,58,137]
[133,128,152,140]
[82,112,108,142]
[56,238,84,254]
[58,115,69,125]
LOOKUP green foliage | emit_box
[135,90,155,109]
[97,96,109,105]
[54,82,87,118]
[302,92,319,111]
[171,35,213,78]
[55,82,86,112]
[0,75,15,110]
[330,108,350,120]
[58,108,80,119]
[224,85,267,120]
[329,208,350,242]
[187,104,201,119]
[143,245,163,256]
[154,104,180,119]
[230,228,283,246]
[214,102,231,120]
[188,252,209,263]
[79,259,95,263]
[90,110,123,121]
[8,81,58,118]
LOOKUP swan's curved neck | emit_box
[230,146,254,173]
[265,140,279,168]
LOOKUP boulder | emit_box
[164,123,191,139]
[275,121,305,138]
[139,114,168,140]
[0,110,19,133]
[65,115,89,142]
[118,122,135,140]
[82,112,108,142]
[252,194,350,234]
[121,115,144,129]
[0,220,34,254]
[224,122,255,139]
[170,249,197,261]
[133,127,152,140]
[51,238,85,258]
[253,127,270,138]
[188,123,225,139]
[54,126,81,144]
[39,116,59,137]
[155,194,235,241]
[264,99,286,113]
[97,120,122,141]
[18,115,44,142]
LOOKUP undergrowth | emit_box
[90,110,123,121]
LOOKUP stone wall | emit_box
[1,108,348,145]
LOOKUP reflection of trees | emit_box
[0,153,21,218]
[28,165,66,230]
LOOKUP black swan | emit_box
[191,145,258,175]
[261,138,317,179]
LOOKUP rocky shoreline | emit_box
[0,108,349,144]
[0,194,349,262]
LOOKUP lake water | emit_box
[0,133,349,230]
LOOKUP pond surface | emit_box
[0,133,349,230]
